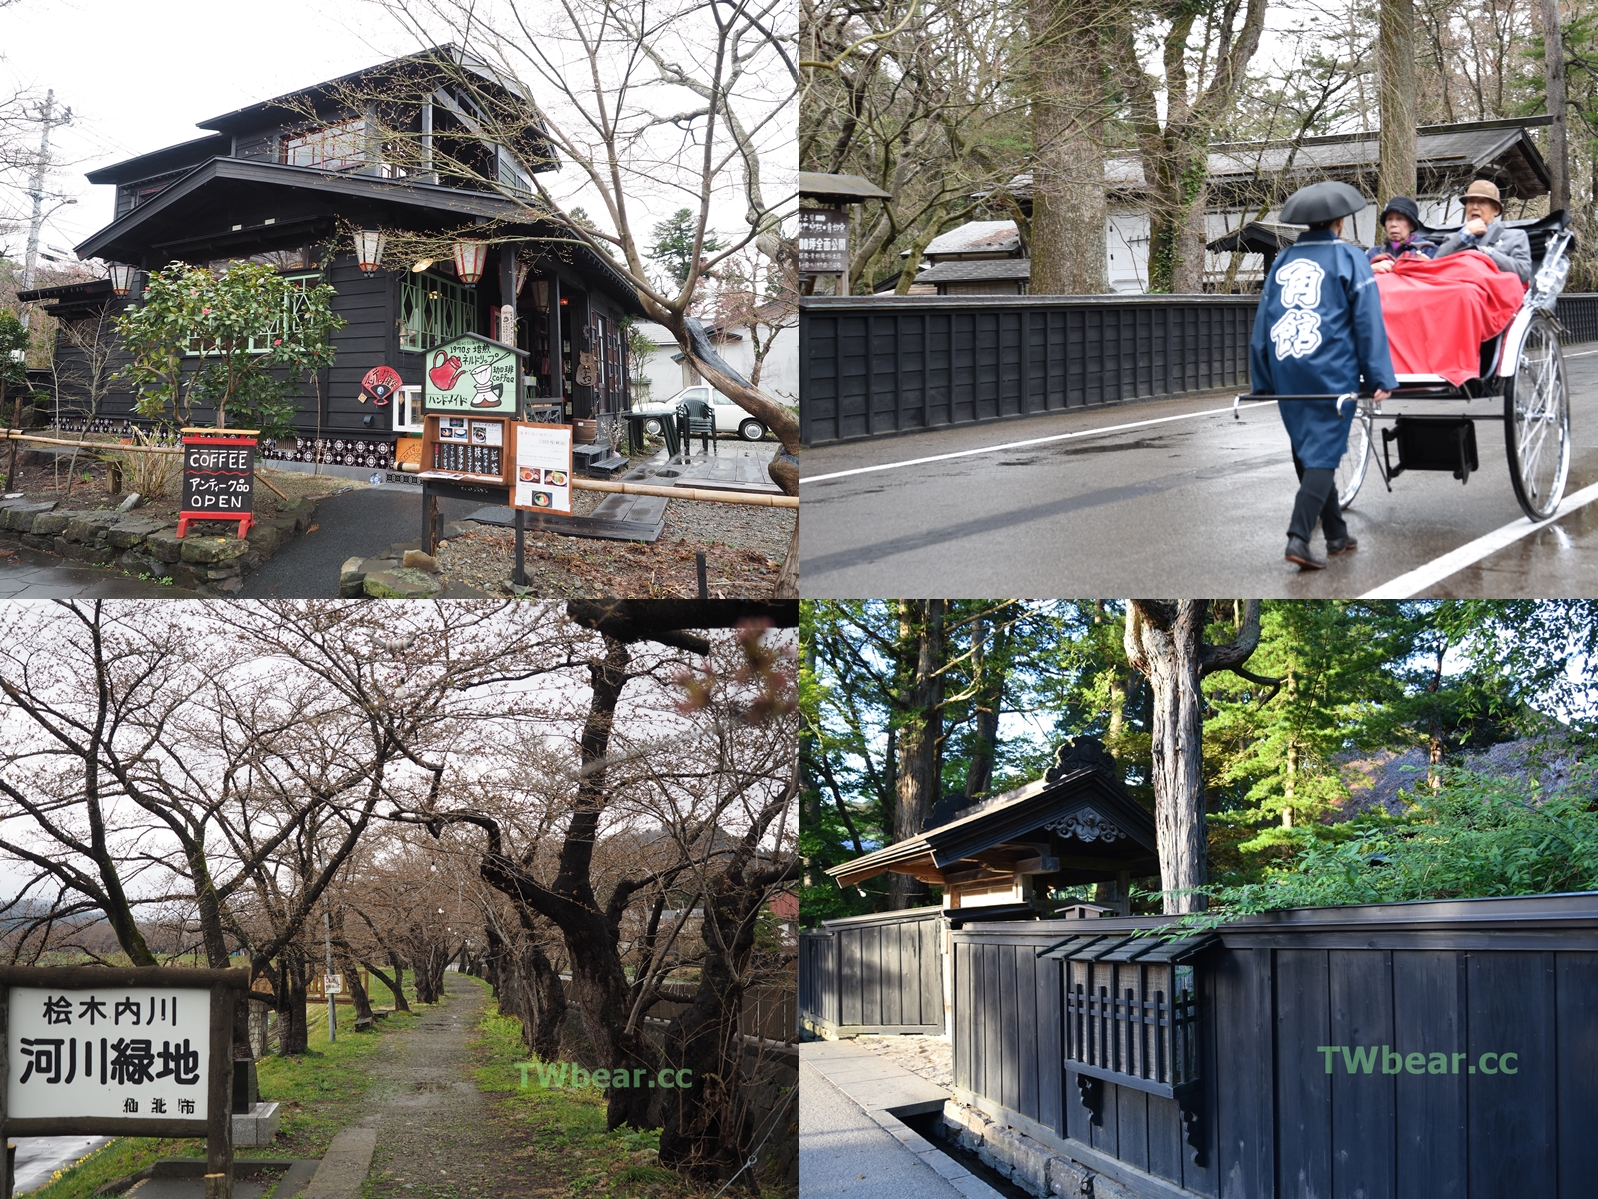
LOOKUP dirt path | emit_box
[356,972,545,1199]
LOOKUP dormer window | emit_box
[497,148,533,196]
[282,119,365,172]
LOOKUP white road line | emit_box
[802,402,1274,484]
[1564,349,1598,359]
[1361,480,1598,598]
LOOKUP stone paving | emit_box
[0,543,200,598]
[854,1034,955,1091]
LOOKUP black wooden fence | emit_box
[800,293,1598,448]
[799,907,945,1037]
[942,892,1598,1199]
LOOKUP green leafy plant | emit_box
[116,260,342,436]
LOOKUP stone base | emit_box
[943,1099,1131,1199]
[232,1100,281,1146]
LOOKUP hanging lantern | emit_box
[532,279,550,311]
[107,263,138,296]
[514,255,530,297]
[353,229,387,274]
[452,239,487,285]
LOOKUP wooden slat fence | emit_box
[799,907,945,1037]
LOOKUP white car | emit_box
[632,385,790,442]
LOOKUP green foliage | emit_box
[647,209,726,290]
[115,260,342,436]
[0,309,30,393]
[1191,763,1598,926]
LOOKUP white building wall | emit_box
[631,322,799,406]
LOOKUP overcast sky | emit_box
[0,0,796,269]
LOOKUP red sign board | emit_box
[178,429,258,539]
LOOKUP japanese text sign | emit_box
[181,433,256,518]
[799,208,849,275]
[7,987,210,1121]
[512,423,573,514]
[424,332,519,416]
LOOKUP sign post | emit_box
[0,966,249,1199]
[799,208,850,295]
[177,430,258,540]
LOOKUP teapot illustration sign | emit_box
[421,332,526,415]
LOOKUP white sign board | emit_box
[512,422,574,514]
[324,974,343,995]
[7,987,209,1121]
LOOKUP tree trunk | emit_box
[1377,0,1418,204]
[891,600,945,908]
[365,959,410,1013]
[1030,0,1108,295]
[277,954,310,1055]
[1543,0,1569,214]
[526,939,567,1062]
[964,614,1005,799]
[1124,601,1269,913]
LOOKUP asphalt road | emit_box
[800,348,1598,598]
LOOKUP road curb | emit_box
[300,1126,377,1199]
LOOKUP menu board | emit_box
[512,422,573,514]
[180,431,256,525]
[428,416,506,479]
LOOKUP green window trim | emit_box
[184,271,326,357]
[399,271,477,351]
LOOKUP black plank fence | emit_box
[803,891,1598,1199]
[799,293,1598,448]
[799,907,945,1037]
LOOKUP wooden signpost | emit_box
[0,966,249,1199]
[177,429,258,539]
[418,331,530,581]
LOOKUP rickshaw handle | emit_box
[1234,392,1363,419]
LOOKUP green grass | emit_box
[23,984,428,1199]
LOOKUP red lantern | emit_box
[452,239,487,285]
[354,229,386,274]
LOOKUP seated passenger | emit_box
[1367,196,1437,273]
[1431,179,1532,284]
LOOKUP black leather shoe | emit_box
[1326,534,1358,555]
[1285,535,1325,570]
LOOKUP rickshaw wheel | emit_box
[1503,312,1570,521]
[1336,399,1373,508]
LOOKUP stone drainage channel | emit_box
[0,495,320,597]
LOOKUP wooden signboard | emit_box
[422,331,523,417]
[799,208,849,275]
[178,430,258,539]
[0,966,249,1199]
[419,414,513,487]
[511,422,574,514]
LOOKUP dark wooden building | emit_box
[20,45,644,472]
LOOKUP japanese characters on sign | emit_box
[512,423,573,514]
[7,987,209,1121]
[180,434,256,518]
[423,332,518,416]
[799,208,849,275]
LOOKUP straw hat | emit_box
[1459,179,1503,212]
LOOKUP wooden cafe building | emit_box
[19,45,645,473]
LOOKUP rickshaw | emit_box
[1237,211,1576,522]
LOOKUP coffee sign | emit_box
[423,332,519,416]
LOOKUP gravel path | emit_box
[854,1034,955,1091]
[358,973,548,1198]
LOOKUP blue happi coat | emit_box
[1249,229,1398,468]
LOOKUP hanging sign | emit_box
[422,332,524,416]
[360,365,403,406]
[177,429,257,539]
[512,422,573,514]
[799,208,849,275]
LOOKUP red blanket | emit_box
[1373,252,1525,385]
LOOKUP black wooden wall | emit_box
[799,293,1598,448]
[799,908,945,1035]
[938,895,1598,1199]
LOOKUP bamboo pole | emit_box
[570,477,799,508]
[2,431,183,454]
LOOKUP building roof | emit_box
[799,171,893,203]
[827,739,1159,889]
[996,117,1554,204]
[916,259,1032,284]
[921,220,1022,259]
[72,156,645,315]
[85,133,232,187]
[1206,220,1302,255]
[16,278,115,305]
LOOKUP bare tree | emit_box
[1378,0,1420,201]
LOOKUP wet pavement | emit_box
[801,347,1598,597]
[11,1135,112,1195]
[0,544,199,598]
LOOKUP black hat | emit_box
[1280,181,1367,226]
[1379,196,1422,227]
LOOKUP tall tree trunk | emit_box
[1124,601,1270,913]
[892,600,945,908]
[964,613,1007,799]
[1543,0,1569,214]
[1378,0,1419,204]
[277,953,310,1055]
[525,939,567,1062]
[1029,0,1108,294]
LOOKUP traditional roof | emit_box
[799,172,893,203]
[1206,220,1301,255]
[71,156,645,315]
[827,738,1158,889]
[916,259,1032,284]
[85,133,231,187]
[921,220,1023,260]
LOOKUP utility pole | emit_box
[21,89,73,330]
[320,853,338,1043]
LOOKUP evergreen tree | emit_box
[647,208,727,290]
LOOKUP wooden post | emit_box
[423,488,439,555]
[207,984,235,1199]
[514,508,526,586]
